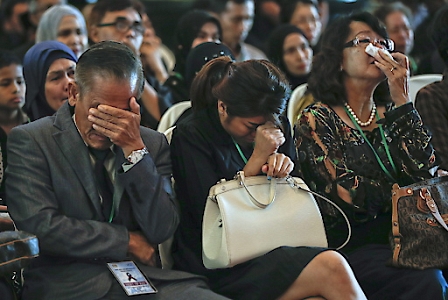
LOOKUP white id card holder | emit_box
[107,261,157,296]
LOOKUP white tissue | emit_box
[365,43,379,57]
[365,43,394,60]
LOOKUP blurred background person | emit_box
[185,42,234,96]
[280,0,322,49]
[89,0,174,129]
[132,0,172,84]
[23,41,77,121]
[194,0,267,61]
[409,0,445,73]
[267,24,312,90]
[14,0,67,59]
[36,4,88,58]
[373,2,416,73]
[415,5,448,171]
[317,0,330,32]
[156,41,235,132]
[246,0,281,53]
[267,23,313,123]
[0,0,29,50]
[165,9,222,104]
[0,50,27,206]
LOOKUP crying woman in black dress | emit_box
[170,56,366,300]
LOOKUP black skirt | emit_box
[208,246,328,300]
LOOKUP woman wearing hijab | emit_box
[36,4,88,58]
[267,24,313,90]
[23,40,77,121]
[164,10,222,104]
[267,24,314,123]
[185,41,235,102]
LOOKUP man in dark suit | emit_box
[5,41,228,300]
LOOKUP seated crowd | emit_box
[1,0,448,299]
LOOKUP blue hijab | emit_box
[23,41,78,121]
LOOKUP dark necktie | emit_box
[89,148,113,220]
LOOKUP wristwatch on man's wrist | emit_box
[126,147,149,164]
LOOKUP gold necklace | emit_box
[344,102,376,127]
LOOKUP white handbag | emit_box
[202,171,351,269]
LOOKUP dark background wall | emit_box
[144,0,195,50]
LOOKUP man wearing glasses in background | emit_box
[89,0,173,130]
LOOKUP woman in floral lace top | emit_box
[295,12,446,300]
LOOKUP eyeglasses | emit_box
[96,17,145,35]
[344,35,394,52]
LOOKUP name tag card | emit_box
[107,261,157,296]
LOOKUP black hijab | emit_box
[267,24,310,89]
[174,10,222,77]
[23,41,77,121]
[185,42,235,89]
[174,42,235,123]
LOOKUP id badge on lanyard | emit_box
[107,261,157,296]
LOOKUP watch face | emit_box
[127,148,148,164]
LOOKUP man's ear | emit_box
[68,82,79,106]
[89,25,100,43]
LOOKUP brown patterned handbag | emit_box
[391,176,448,269]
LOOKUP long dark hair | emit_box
[308,12,388,106]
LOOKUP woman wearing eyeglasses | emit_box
[294,12,447,299]
[36,4,88,58]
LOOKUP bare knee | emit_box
[313,251,349,273]
[310,251,356,284]
[278,250,365,300]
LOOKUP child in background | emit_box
[0,50,27,209]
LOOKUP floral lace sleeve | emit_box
[381,102,437,180]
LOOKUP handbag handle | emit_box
[420,188,448,232]
[285,176,352,250]
[237,172,351,250]
[237,171,276,209]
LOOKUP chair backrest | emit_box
[409,74,443,103]
[287,83,308,128]
[157,101,192,133]
[163,126,176,145]
[159,44,176,72]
